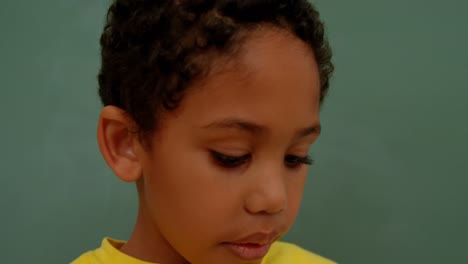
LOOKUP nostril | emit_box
[244,190,287,215]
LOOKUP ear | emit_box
[97,106,142,182]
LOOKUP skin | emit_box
[97,27,321,264]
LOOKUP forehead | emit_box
[199,27,318,91]
[159,28,321,138]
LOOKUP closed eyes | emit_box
[210,151,314,169]
[210,151,251,168]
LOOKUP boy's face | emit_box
[134,29,321,264]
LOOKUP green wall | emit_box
[1,0,467,263]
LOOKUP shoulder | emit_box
[71,251,94,264]
[263,241,336,264]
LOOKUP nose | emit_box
[244,165,287,215]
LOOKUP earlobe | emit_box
[97,106,142,182]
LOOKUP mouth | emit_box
[222,242,272,260]
[222,231,279,260]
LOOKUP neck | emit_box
[119,194,188,264]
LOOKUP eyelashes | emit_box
[284,154,314,167]
[210,151,314,169]
[211,151,251,168]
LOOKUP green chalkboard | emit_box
[1,0,467,263]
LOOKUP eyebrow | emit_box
[201,118,321,138]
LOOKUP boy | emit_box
[72,0,335,263]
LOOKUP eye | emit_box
[284,155,314,168]
[210,151,250,168]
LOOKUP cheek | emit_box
[141,144,259,263]
[285,173,308,224]
[144,155,205,217]
[141,146,238,237]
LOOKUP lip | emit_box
[223,232,279,260]
[223,242,272,260]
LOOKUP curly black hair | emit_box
[98,0,334,137]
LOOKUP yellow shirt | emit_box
[71,238,335,264]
